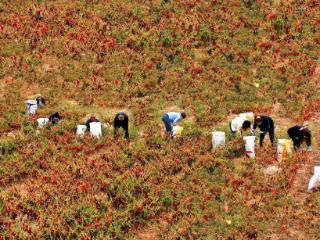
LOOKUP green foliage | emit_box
[0,140,16,154]
[274,19,286,33]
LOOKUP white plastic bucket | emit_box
[308,166,320,191]
[37,118,49,128]
[26,100,37,115]
[90,122,102,138]
[77,125,87,136]
[277,139,292,162]
[212,131,226,148]
[239,112,254,121]
[243,136,255,158]
[172,126,183,138]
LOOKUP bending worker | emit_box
[114,112,129,139]
[230,115,251,137]
[288,125,312,151]
[162,112,186,135]
[251,115,275,147]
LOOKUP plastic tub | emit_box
[239,112,254,121]
[26,100,38,115]
[277,139,292,162]
[90,122,102,138]
[77,125,87,136]
[243,136,255,158]
[37,118,49,128]
[172,126,183,138]
[308,166,320,191]
[212,131,226,148]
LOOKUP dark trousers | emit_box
[293,138,301,149]
[260,128,275,147]
[162,114,172,132]
[292,138,311,149]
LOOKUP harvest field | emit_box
[0,0,320,239]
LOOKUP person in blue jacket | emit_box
[162,112,186,134]
[251,115,275,147]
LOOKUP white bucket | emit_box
[239,112,254,121]
[26,100,37,115]
[277,139,292,162]
[172,126,183,138]
[243,136,255,158]
[37,118,49,128]
[90,122,102,138]
[308,166,320,191]
[212,131,226,148]
[76,125,87,136]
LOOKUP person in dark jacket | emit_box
[48,112,62,125]
[288,125,312,151]
[85,114,100,132]
[251,115,275,147]
[36,95,46,107]
[114,112,129,139]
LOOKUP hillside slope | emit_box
[0,0,319,239]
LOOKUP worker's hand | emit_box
[294,146,302,151]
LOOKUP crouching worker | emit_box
[230,116,251,137]
[49,112,62,125]
[114,112,129,140]
[85,114,100,132]
[288,126,312,151]
[251,115,275,147]
[162,112,186,136]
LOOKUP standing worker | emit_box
[251,115,275,147]
[287,125,312,151]
[114,112,129,139]
[162,112,186,135]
